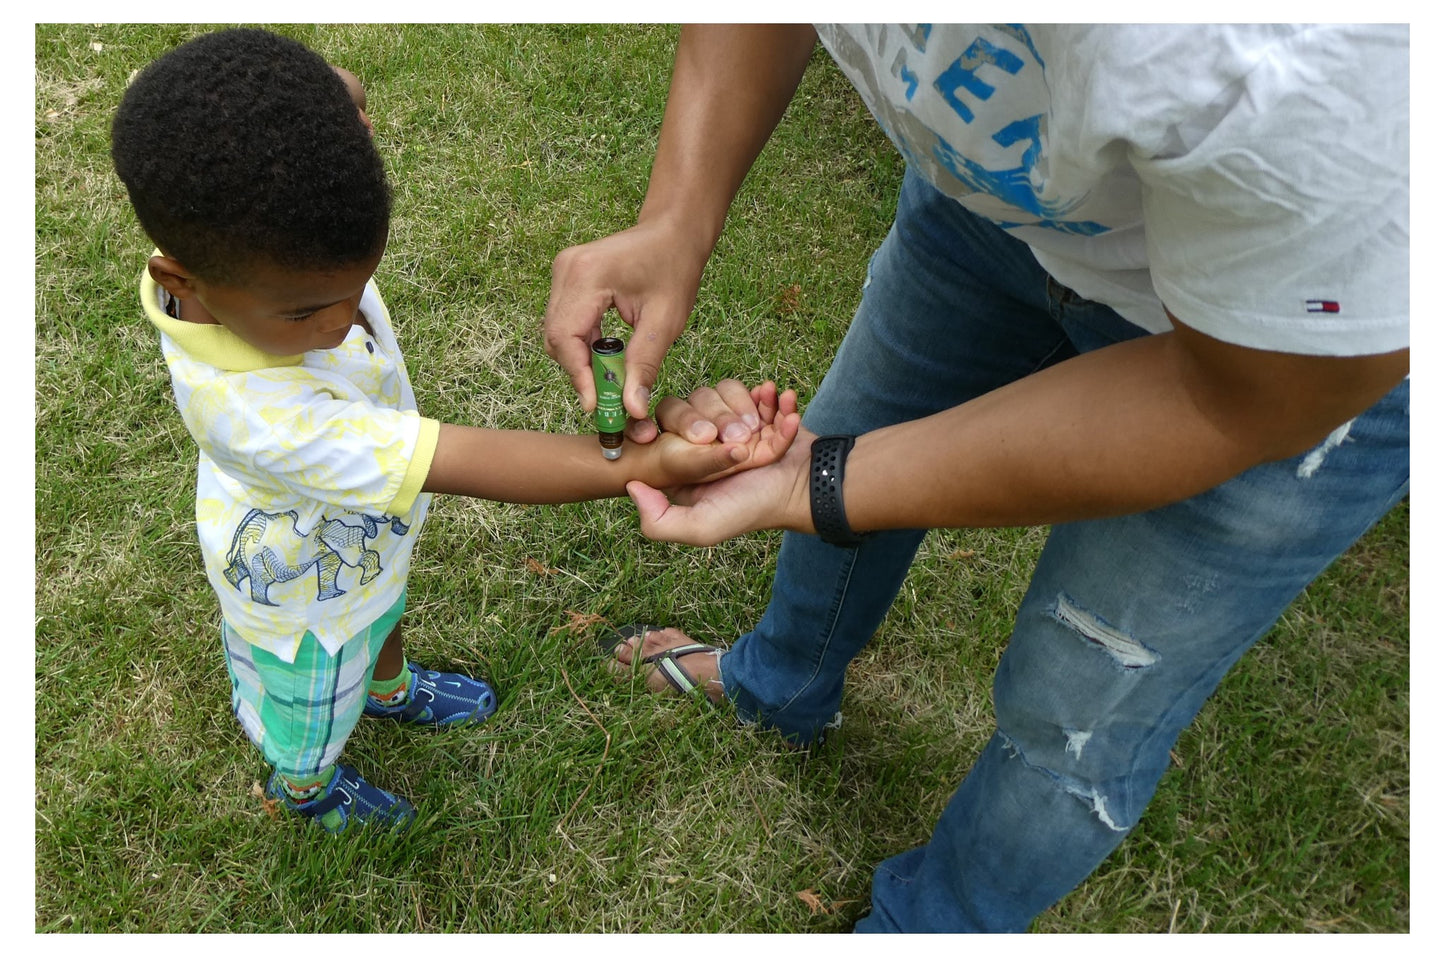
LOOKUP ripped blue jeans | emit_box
[717,168,1410,932]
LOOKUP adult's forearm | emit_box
[816,332,1407,533]
[638,24,817,258]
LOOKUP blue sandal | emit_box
[364,662,498,726]
[266,763,415,834]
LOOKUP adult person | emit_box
[545,25,1409,932]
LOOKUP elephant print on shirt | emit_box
[222,508,410,606]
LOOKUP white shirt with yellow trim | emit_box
[142,270,441,662]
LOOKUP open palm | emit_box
[631,382,814,545]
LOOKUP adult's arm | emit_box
[632,318,1409,544]
[544,24,818,426]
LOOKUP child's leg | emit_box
[361,609,500,727]
[222,596,413,832]
[223,625,374,778]
[371,618,405,685]
[366,619,410,708]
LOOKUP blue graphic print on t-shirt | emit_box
[884,24,1110,237]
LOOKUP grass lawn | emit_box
[34,23,1408,933]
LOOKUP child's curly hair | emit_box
[111,28,391,282]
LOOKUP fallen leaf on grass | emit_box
[550,609,608,636]
[947,549,976,561]
[525,557,560,576]
[796,888,857,915]
[797,889,828,915]
[778,283,804,314]
[250,780,281,819]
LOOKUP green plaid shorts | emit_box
[222,593,406,777]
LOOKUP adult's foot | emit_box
[603,625,726,705]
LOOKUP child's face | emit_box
[186,252,384,356]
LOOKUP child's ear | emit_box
[147,255,199,299]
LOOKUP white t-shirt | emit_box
[143,272,440,662]
[814,24,1408,356]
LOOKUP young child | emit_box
[109,28,798,835]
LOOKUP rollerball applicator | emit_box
[590,337,626,460]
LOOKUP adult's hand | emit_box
[651,376,783,446]
[544,25,818,443]
[630,381,813,546]
[627,427,815,547]
[545,217,710,436]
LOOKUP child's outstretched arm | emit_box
[422,381,798,504]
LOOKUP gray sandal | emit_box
[600,624,725,697]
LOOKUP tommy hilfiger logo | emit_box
[1306,299,1341,314]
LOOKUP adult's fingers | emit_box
[621,308,686,421]
[625,415,660,445]
[626,481,724,547]
[555,333,602,413]
[544,248,614,413]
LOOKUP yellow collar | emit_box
[139,266,304,372]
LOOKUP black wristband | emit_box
[809,434,867,548]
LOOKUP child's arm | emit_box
[422,383,798,504]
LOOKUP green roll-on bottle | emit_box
[591,337,626,460]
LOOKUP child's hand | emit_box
[646,380,800,487]
[659,379,789,446]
